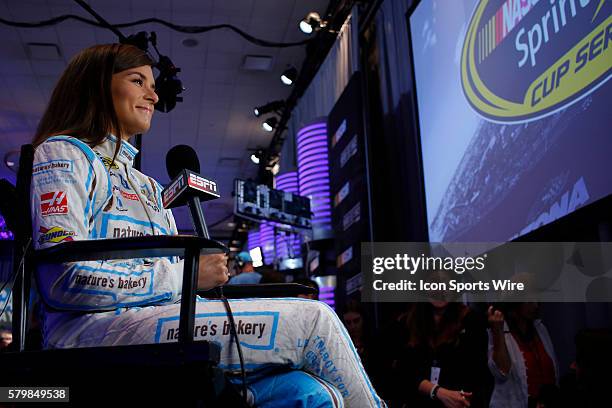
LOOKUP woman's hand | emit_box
[198,253,229,290]
[436,388,472,408]
[487,306,505,333]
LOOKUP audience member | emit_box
[559,328,612,408]
[0,328,12,351]
[293,278,319,300]
[228,251,262,284]
[488,303,558,408]
[258,266,286,284]
[373,301,490,408]
[341,299,373,371]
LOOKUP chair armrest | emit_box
[200,283,317,299]
[33,235,228,263]
[32,235,229,345]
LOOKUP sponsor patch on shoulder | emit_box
[33,160,73,175]
[38,226,76,245]
[34,174,77,187]
[98,155,119,169]
[40,191,68,216]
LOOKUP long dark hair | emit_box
[402,303,468,348]
[32,43,154,156]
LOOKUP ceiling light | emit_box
[280,67,297,86]
[4,150,19,173]
[253,100,285,117]
[299,12,326,35]
[262,117,277,132]
[299,20,314,34]
[251,148,265,164]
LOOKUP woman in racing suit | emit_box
[30,43,383,408]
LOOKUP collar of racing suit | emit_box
[94,134,139,167]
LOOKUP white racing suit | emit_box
[31,135,384,407]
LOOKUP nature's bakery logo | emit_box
[38,226,76,245]
[461,0,610,123]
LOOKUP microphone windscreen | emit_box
[166,145,200,179]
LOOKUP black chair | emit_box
[0,145,240,405]
[0,144,316,404]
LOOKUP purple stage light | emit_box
[296,119,332,238]
[259,221,276,265]
[247,229,261,252]
[0,215,13,240]
[275,171,302,259]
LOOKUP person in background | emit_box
[488,303,558,408]
[228,251,262,284]
[0,328,12,351]
[293,278,319,300]
[373,301,490,408]
[559,328,612,408]
[341,299,373,373]
[258,266,286,284]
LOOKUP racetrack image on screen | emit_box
[409,0,612,242]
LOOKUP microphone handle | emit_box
[187,195,210,239]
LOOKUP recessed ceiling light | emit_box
[181,38,199,47]
[242,55,274,71]
[26,42,61,60]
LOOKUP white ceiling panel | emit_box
[56,25,98,46]
[212,0,253,15]
[169,118,199,140]
[170,0,211,14]
[207,31,245,54]
[204,51,244,71]
[204,68,239,85]
[8,4,53,21]
[0,59,33,76]
[30,59,66,77]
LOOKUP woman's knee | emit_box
[250,370,344,408]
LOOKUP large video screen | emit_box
[409,0,611,241]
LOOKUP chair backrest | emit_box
[5,144,35,351]
[15,145,35,244]
[0,180,17,234]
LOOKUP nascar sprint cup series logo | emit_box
[461,0,611,122]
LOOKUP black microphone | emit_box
[162,145,219,238]
[166,144,199,178]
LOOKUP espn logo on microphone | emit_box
[40,191,68,216]
[162,170,220,209]
[162,174,186,208]
[188,173,218,195]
